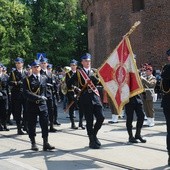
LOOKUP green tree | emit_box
[73,3,88,62]
[0,0,32,66]
[30,0,87,66]
[0,0,88,67]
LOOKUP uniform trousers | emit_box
[162,95,170,155]
[11,92,25,125]
[46,98,54,124]
[79,92,104,136]
[0,99,7,123]
[125,101,144,137]
[67,91,76,121]
[27,105,49,139]
[143,99,154,118]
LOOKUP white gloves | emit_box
[41,96,47,101]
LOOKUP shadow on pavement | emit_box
[0,148,104,170]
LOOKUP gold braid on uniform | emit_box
[77,70,85,87]
[91,68,100,84]
[12,71,16,81]
[67,72,71,78]
[26,78,40,94]
[160,80,170,94]
[160,64,170,94]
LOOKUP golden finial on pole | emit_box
[124,21,141,37]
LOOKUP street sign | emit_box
[37,53,46,60]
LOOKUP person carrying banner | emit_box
[161,49,170,166]
[125,94,146,143]
[67,54,105,149]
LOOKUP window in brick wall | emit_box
[132,0,145,12]
[90,12,94,26]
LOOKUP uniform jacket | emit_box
[141,74,157,100]
[125,95,143,109]
[161,64,170,107]
[23,74,48,112]
[67,67,101,105]
[40,69,54,99]
[0,74,9,109]
[65,70,78,101]
[9,69,26,94]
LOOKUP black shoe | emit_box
[0,125,4,131]
[89,135,100,149]
[54,121,61,125]
[17,129,25,135]
[79,125,85,130]
[31,144,39,151]
[23,128,28,133]
[94,136,101,146]
[129,137,138,143]
[108,120,118,124]
[49,127,58,132]
[135,135,147,143]
[79,123,85,129]
[89,142,100,149]
[43,143,55,151]
[3,125,10,131]
[71,125,78,129]
[23,126,28,132]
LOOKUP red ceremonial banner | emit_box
[98,37,144,114]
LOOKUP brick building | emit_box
[80,0,170,69]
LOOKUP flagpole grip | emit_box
[124,21,141,37]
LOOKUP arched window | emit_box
[132,0,145,12]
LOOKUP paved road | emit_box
[0,100,169,170]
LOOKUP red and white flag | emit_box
[98,37,144,114]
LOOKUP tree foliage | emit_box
[0,0,88,68]
[0,0,32,66]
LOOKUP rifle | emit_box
[64,83,88,113]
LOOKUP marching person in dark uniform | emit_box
[40,58,58,132]
[25,64,32,77]
[23,61,55,151]
[67,54,105,149]
[8,57,26,135]
[125,94,146,143]
[161,49,170,166]
[5,67,13,126]
[0,63,9,131]
[65,59,85,129]
[47,64,61,126]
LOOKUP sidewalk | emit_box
[0,100,169,170]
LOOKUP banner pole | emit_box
[124,21,141,37]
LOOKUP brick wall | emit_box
[81,0,170,70]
